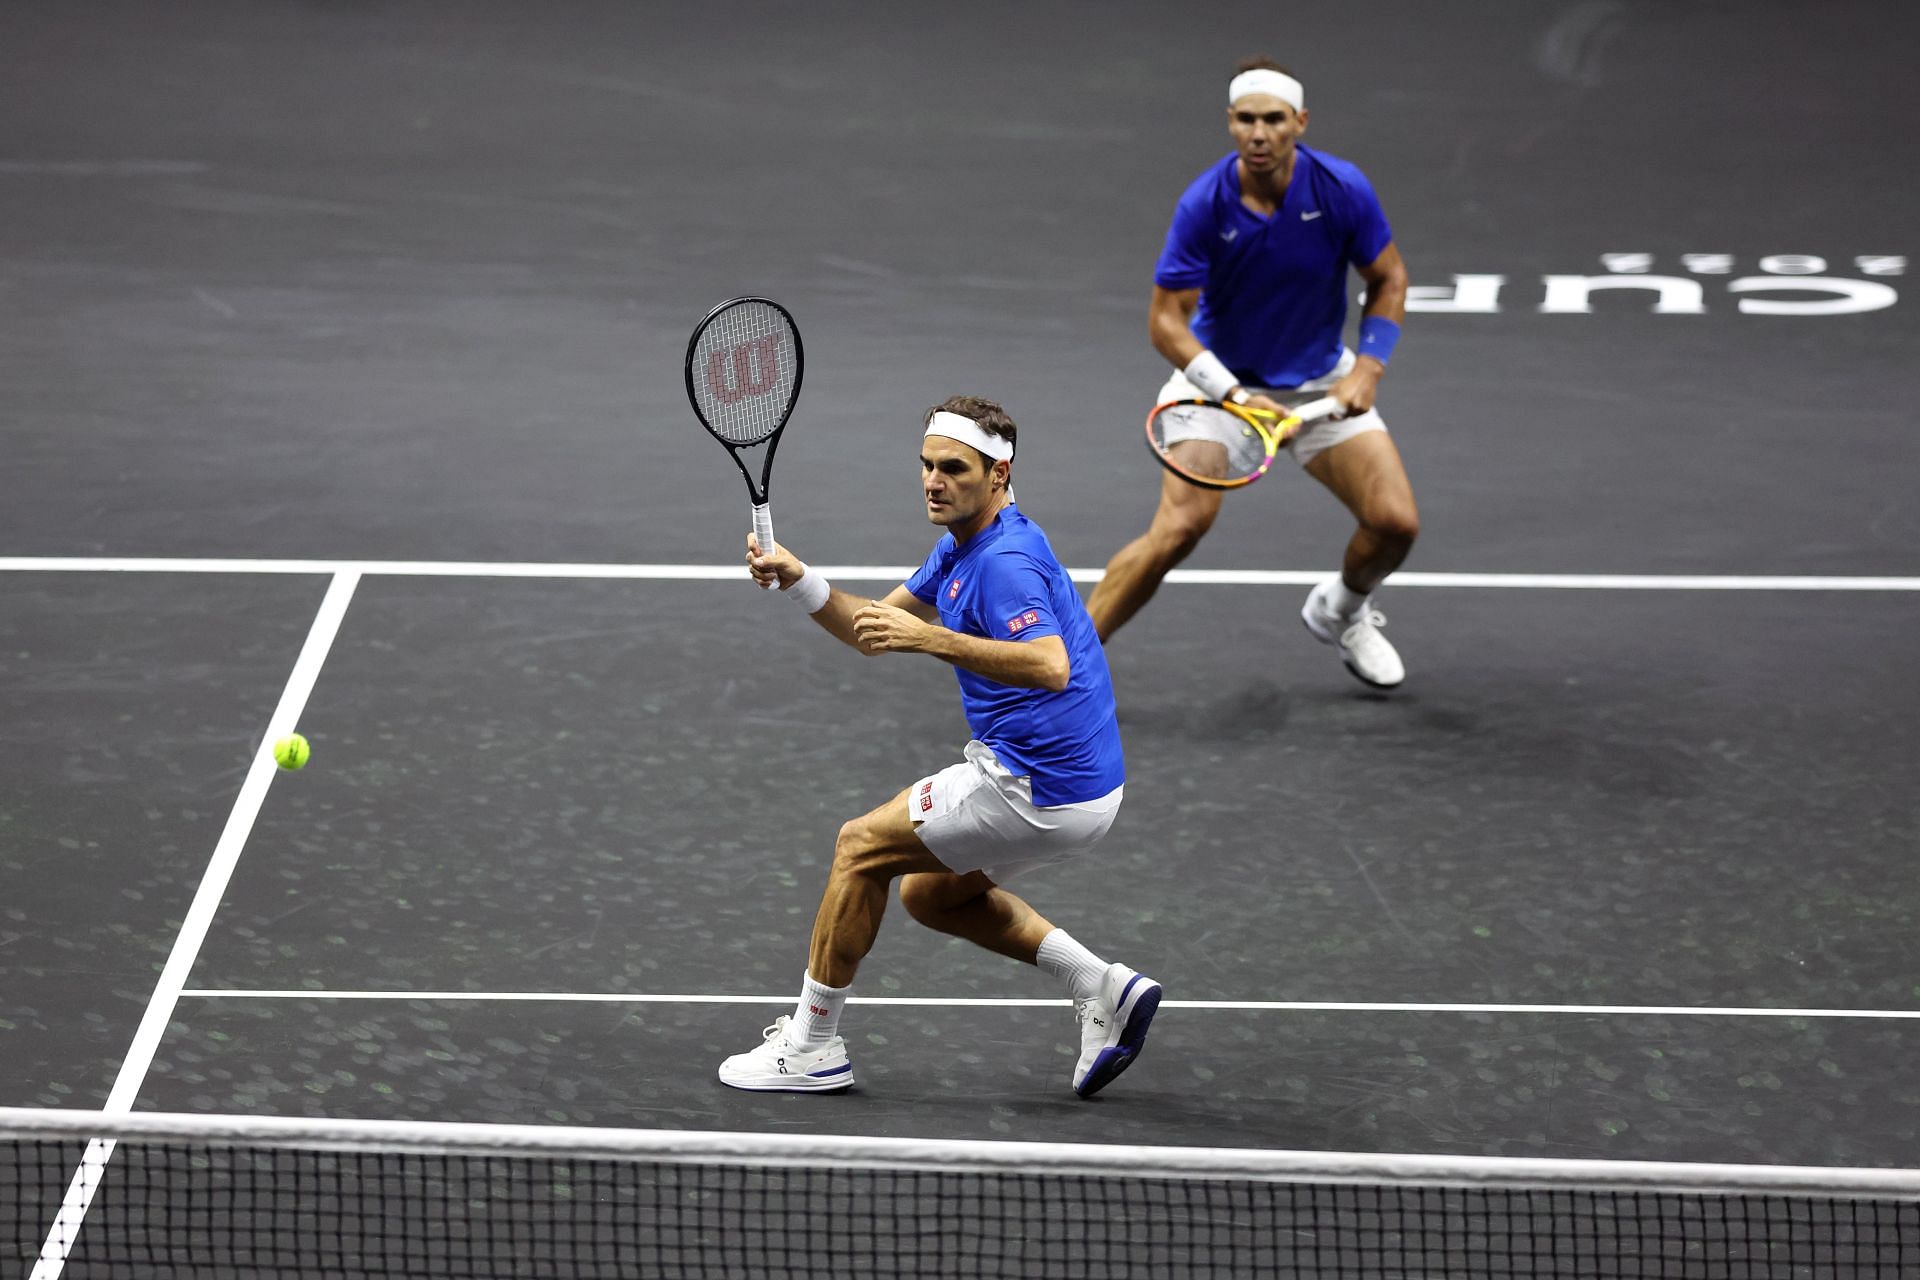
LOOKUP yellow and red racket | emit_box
[1145,395,1343,490]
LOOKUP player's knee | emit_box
[1148,510,1214,562]
[831,819,889,881]
[1365,504,1420,549]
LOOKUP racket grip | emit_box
[751,502,776,559]
[1295,395,1346,422]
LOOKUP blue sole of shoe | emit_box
[1076,980,1162,1099]
[718,1061,855,1093]
[718,1076,855,1093]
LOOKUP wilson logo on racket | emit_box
[705,333,785,406]
[1005,609,1040,635]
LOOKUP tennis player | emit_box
[718,396,1158,1098]
[1086,56,1418,688]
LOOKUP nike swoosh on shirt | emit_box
[1300,210,1323,221]
[1219,228,1239,242]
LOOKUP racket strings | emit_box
[689,302,799,445]
[1150,403,1273,483]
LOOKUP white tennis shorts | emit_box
[1155,347,1387,467]
[910,740,1123,883]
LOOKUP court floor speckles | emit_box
[2,0,1915,1180]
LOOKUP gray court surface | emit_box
[3,0,1917,1206]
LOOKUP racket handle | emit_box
[1295,395,1346,423]
[751,502,776,558]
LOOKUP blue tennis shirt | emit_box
[905,506,1124,806]
[1153,145,1393,388]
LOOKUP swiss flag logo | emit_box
[1006,609,1041,635]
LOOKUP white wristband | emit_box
[1183,349,1240,402]
[786,567,832,614]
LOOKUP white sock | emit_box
[1036,929,1109,1002]
[1325,577,1368,619]
[791,971,849,1048]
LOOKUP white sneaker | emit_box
[1072,963,1162,1098]
[717,1016,854,1092]
[1302,580,1405,689]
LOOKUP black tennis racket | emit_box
[685,297,804,558]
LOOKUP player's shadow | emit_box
[1115,680,1292,742]
[1116,677,1423,743]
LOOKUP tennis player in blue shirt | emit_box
[719,395,1158,1098]
[1086,56,1419,688]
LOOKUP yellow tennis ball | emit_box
[273,733,310,770]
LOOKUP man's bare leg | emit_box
[1303,430,1419,593]
[806,785,956,987]
[896,869,1053,963]
[1085,468,1224,642]
[1299,430,1419,687]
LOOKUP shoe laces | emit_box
[1347,608,1388,635]
[1074,995,1114,1031]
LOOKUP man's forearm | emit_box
[1354,276,1405,381]
[803,586,876,650]
[1151,313,1206,369]
[919,630,1068,691]
[1360,274,1408,323]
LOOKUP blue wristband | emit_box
[1358,316,1401,365]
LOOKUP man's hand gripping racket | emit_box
[1146,395,1344,490]
[744,534,806,592]
[685,296,804,557]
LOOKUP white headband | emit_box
[1228,69,1303,111]
[925,411,1013,462]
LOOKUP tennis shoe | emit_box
[1072,963,1162,1098]
[717,1016,854,1093]
[1302,580,1405,689]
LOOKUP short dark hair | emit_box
[1235,54,1300,81]
[924,395,1016,463]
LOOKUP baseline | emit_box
[175,989,1920,1020]
[3,556,1919,590]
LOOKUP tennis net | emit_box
[4,1106,1917,1278]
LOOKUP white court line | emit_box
[31,572,362,1280]
[176,989,1920,1019]
[2,555,1919,589]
